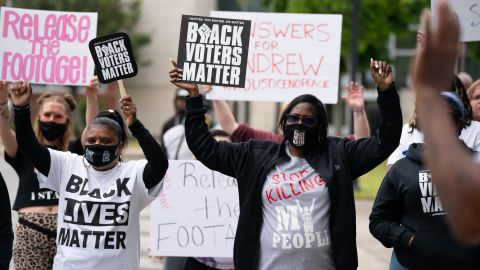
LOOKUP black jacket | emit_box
[184,86,402,270]
[369,143,480,270]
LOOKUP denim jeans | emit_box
[389,251,409,270]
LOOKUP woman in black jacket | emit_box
[169,59,402,270]
[369,92,480,270]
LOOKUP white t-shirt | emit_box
[259,146,334,270]
[163,125,195,160]
[38,149,163,270]
[387,121,480,165]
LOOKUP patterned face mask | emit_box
[284,124,319,152]
[84,144,119,167]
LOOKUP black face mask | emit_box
[284,124,319,152]
[39,121,67,141]
[84,144,119,167]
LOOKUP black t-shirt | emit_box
[7,138,83,210]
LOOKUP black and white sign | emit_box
[89,32,138,84]
[176,15,251,87]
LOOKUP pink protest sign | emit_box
[0,7,97,86]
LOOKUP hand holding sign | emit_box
[85,76,99,96]
[0,81,9,120]
[169,59,200,97]
[176,15,251,88]
[89,33,138,97]
[10,82,32,107]
[0,81,9,103]
[120,95,137,126]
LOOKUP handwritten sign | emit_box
[432,0,480,42]
[89,32,138,84]
[0,7,97,85]
[177,15,251,87]
[207,11,342,103]
[149,160,239,257]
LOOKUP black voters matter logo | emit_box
[176,15,251,87]
[89,32,138,84]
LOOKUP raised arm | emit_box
[344,59,402,177]
[81,76,100,146]
[120,95,168,189]
[169,60,248,177]
[0,82,17,158]
[204,85,239,134]
[205,85,281,142]
[11,82,50,176]
[411,2,480,244]
[342,81,371,139]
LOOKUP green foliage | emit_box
[263,0,430,71]
[355,161,387,200]
[10,0,151,65]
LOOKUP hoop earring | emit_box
[83,156,91,168]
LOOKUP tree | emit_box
[260,0,430,73]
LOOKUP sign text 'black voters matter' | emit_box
[177,15,251,87]
[89,32,138,84]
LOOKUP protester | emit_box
[0,78,98,270]
[370,91,480,270]
[467,80,480,121]
[160,88,189,141]
[182,129,237,270]
[10,81,168,269]
[458,72,473,91]
[169,57,402,270]
[207,81,371,143]
[0,172,13,270]
[386,75,480,168]
[411,1,480,243]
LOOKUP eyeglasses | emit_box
[285,114,317,127]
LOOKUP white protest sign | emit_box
[431,0,480,42]
[149,160,239,257]
[207,11,342,103]
[0,7,97,86]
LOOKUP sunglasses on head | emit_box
[285,114,317,127]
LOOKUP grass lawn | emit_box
[354,161,388,200]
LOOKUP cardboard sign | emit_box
[149,160,239,257]
[176,15,251,87]
[0,7,97,86]
[89,32,137,84]
[207,11,343,103]
[432,0,480,42]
